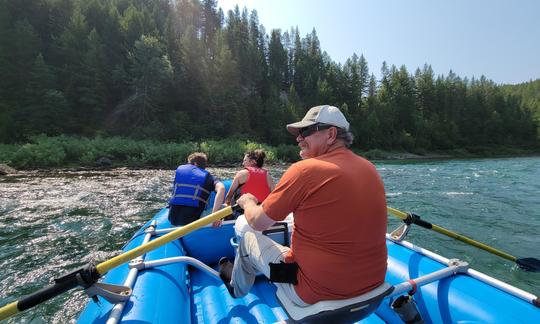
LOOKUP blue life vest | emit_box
[169,164,211,207]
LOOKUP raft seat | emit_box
[276,282,393,323]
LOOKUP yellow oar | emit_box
[0,206,238,321]
[387,206,540,272]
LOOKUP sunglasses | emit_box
[298,124,334,138]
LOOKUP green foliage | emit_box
[139,142,197,168]
[0,0,537,155]
[47,135,91,163]
[360,149,388,160]
[3,136,298,169]
[0,144,18,163]
[199,139,279,165]
[244,141,277,162]
[11,136,67,168]
[501,79,540,137]
[3,135,538,170]
[275,144,301,162]
[199,140,243,165]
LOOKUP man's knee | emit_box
[239,231,258,254]
[243,231,257,241]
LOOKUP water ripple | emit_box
[1,158,539,322]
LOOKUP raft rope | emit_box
[406,280,417,295]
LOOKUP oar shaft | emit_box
[387,207,518,262]
[0,206,236,321]
[429,224,517,261]
[387,207,408,220]
[96,206,234,275]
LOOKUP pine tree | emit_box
[17,53,69,138]
[3,19,41,106]
[113,35,173,131]
[268,29,288,91]
[78,29,108,133]
[0,0,537,148]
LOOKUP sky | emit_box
[216,0,540,85]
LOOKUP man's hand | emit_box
[237,193,259,209]
[237,193,275,231]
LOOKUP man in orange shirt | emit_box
[219,105,387,305]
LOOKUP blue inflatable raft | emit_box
[78,184,540,323]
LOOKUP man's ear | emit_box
[326,127,338,144]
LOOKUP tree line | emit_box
[501,79,540,127]
[0,0,538,152]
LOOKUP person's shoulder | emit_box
[205,171,217,180]
[289,159,318,174]
[334,147,366,161]
[207,173,223,186]
[347,150,373,164]
[346,152,378,172]
[236,169,249,177]
[291,159,308,168]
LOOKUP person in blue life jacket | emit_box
[169,152,225,227]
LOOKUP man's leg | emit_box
[168,205,198,226]
[228,232,308,306]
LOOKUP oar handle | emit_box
[0,205,239,321]
[387,207,517,262]
[0,263,99,320]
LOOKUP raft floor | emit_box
[189,267,386,323]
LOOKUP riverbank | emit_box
[0,135,538,172]
[3,151,540,176]
[360,147,540,162]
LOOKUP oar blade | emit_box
[516,258,540,272]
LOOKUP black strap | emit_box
[269,261,298,285]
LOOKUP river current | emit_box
[0,157,539,323]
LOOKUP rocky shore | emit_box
[0,163,17,175]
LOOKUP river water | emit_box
[0,157,539,323]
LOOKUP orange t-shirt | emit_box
[262,147,387,304]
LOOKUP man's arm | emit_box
[266,173,275,191]
[210,181,226,228]
[224,170,246,205]
[211,181,225,213]
[237,193,275,231]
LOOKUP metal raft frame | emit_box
[95,218,538,324]
[105,220,156,324]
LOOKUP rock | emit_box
[0,163,17,175]
[95,157,113,168]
